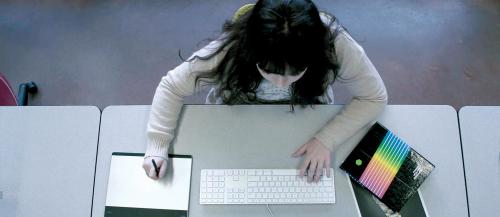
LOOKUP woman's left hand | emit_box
[292,138,332,182]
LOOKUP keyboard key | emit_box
[248,176,259,181]
[214,170,224,176]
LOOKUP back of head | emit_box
[246,0,328,76]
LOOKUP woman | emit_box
[143,0,387,185]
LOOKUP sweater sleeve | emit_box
[313,31,388,151]
[145,41,223,158]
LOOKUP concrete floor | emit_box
[1,0,499,109]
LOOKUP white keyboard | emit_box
[199,169,335,204]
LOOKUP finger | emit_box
[299,157,311,177]
[158,159,168,179]
[326,156,332,178]
[315,160,324,182]
[308,160,318,183]
[149,166,158,180]
[292,143,308,157]
[143,161,151,176]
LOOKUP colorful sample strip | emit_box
[358,131,410,198]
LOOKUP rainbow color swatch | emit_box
[358,131,410,198]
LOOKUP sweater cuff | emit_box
[314,131,339,152]
[145,135,170,158]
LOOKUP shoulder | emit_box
[187,37,230,73]
[335,31,365,63]
[190,39,226,59]
[319,12,365,60]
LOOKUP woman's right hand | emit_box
[142,156,168,180]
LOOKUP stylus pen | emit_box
[152,159,159,177]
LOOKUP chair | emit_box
[233,4,255,23]
[0,73,37,106]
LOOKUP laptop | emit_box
[105,152,192,217]
[340,123,434,212]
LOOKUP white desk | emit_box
[371,105,468,217]
[92,105,361,217]
[92,105,467,217]
[459,106,500,217]
[0,106,101,217]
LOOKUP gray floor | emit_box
[1,0,499,109]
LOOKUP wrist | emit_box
[144,155,168,161]
[313,136,332,152]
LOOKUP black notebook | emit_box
[340,123,435,212]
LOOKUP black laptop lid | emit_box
[340,123,434,212]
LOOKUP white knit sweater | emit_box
[145,25,388,158]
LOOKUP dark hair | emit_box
[189,0,343,109]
